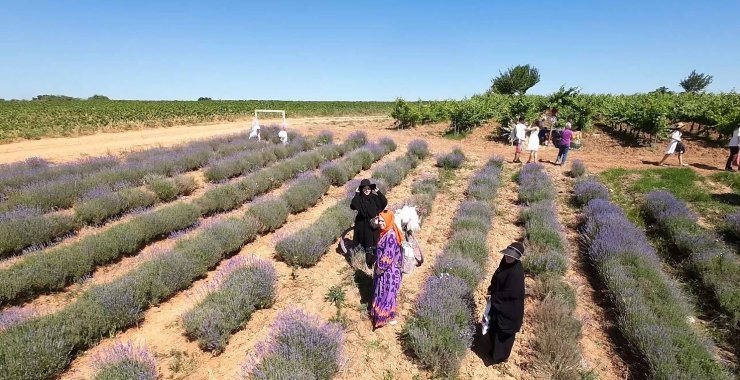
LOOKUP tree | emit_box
[650,86,673,95]
[197,97,212,101]
[32,95,79,101]
[87,94,110,100]
[490,65,540,95]
[679,70,713,93]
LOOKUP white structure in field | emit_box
[254,109,286,126]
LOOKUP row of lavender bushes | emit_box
[0,134,366,306]
[0,134,387,379]
[0,132,263,197]
[91,342,158,380]
[518,163,584,379]
[181,140,394,353]
[643,190,740,327]
[404,156,503,377]
[727,210,740,240]
[240,309,344,379]
[0,174,199,259]
[0,133,310,258]
[575,179,731,379]
[275,140,426,268]
[0,132,277,212]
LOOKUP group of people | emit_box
[511,116,575,166]
[349,178,525,364]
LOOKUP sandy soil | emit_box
[2,116,736,380]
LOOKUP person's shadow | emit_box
[471,324,495,366]
[689,163,721,171]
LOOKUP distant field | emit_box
[0,100,394,142]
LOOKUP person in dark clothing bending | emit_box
[350,179,388,267]
[487,241,525,364]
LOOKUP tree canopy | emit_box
[679,70,713,93]
[490,65,540,95]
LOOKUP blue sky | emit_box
[1,0,738,100]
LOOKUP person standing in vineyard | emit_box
[555,122,573,166]
[658,124,687,167]
[725,124,739,171]
[512,117,527,163]
[350,179,388,267]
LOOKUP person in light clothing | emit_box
[658,125,686,166]
[512,117,527,163]
[525,120,541,163]
[278,123,289,145]
[249,117,261,141]
[725,125,740,171]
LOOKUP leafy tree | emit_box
[545,86,579,113]
[87,94,110,100]
[32,95,79,101]
[197,97,212,101]
[650,86,673,95]
[679,70,713,93]
[490,65,540,95]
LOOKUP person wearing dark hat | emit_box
[350,179,387,267]
[486,241,525,364]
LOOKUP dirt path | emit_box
[545,166,630,379]
[0,116,389,163]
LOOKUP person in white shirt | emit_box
[725,125,740,171]
[278,123,289,145]
[658,124,687,167]
[525,120,541,163]
[512,117,527,163]
[249,117,261,141]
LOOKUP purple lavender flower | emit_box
[726,211,740,239]
[92,341,158,380]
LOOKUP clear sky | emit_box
[1,0,738,100]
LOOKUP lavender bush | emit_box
[407,139,430,159]
[573,177,609,205]
[144,174,198,202]
[569,159,586,178]
[521,201,568,276]
[282,173,331,213]
[404,275,475,377]
[247,196,290,233]
[92,342,158,380]
[316,130,334,145]
[518,163,555,204]
[0,207,78,258]
[183,256,277,353]
[581,195,730,379]
[378,136,397,152]
[371,155,419,188]
[435,147,465,169]
[74,188,158,225]
[726,210,740,239]
[644,190,740,326]
[242,309,344,380]
[346,131,368,147]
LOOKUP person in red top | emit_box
[555,121,573,165]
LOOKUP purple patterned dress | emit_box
[370,230,403,328]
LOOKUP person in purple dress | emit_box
[370,209,404,329]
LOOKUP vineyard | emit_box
[0,100,394,142]
[0,115,737,380]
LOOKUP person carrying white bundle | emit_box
[278,122,289,145]
[658,123,687,167]
[249,117,261,141]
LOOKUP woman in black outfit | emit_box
[350,179,388,267]
[487,241,525,364]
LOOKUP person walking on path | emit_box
[555,122,573,166]
[525,120,541,163]
[249,117,261,141]
[370,209,404,329]
[725,124,740,171]
[512,117,527,163]
[350,179,388,267]
[486,242,525,364]
[658,125,687,167]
